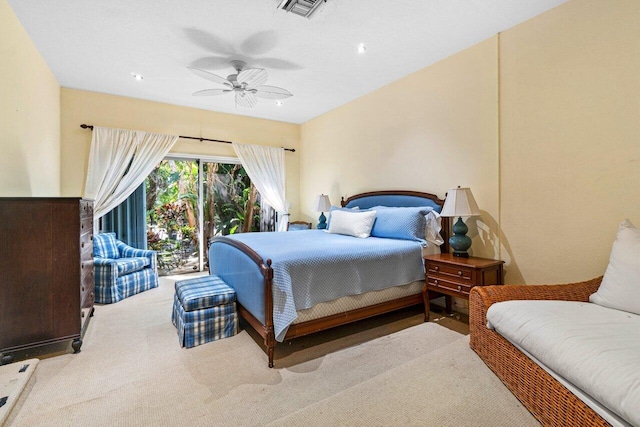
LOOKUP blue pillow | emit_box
[369,206,433,243]
[94,232,120,259]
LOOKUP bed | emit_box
[208,190,450,367]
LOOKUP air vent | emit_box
[277,0,325,18]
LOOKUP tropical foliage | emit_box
[145,159,261,274]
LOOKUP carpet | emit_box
[7,276,538,427]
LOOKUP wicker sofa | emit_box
[469,277,611,427]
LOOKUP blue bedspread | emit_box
[220,230,424,341]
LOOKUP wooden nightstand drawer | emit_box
[427,263,473,283]
[427,276,472,296]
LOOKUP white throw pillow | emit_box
[589,219,640,315]
[327,209,376,238]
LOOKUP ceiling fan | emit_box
[188,60,293,108]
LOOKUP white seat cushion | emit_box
[487,300,640,426]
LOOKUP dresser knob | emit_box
[434,266,439,271]
[81,242,84,248]
[81,311,85,318]
[81,263,84,269]
[457,270,462,276]
[457,285,462,291]
[434,279,438,285]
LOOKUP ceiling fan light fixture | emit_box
[276,100,283,107]
[188,62,292,109]
[131,73,144,81]
[356,43,367,54]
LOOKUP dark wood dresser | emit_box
[0,198,94,364]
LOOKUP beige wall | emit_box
[499,0,640,283]
[301,38,501,260]
[0,0,60,196]
[60,89,301,218]
[301,0,640,286]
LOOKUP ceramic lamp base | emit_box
[317,212,327,230]
[449,216,472,257]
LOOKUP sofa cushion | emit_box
[487,300,640,426]
[589,219,640,315]
[114,257,150,275]
[94,232,120,259]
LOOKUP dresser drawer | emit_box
[80,230,93,253]
[80,200,93,219]
[80,216,92,235]
[81,261,94,293]
[427,276,472,297]
[81,288,95,309]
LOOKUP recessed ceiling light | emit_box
[276,100,283,107]
[356,43,367,54]
[131,73,144,81]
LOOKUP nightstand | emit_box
[423,253,504,321]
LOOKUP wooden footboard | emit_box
[210,189,451,368]
[469,277,610,426]
[211,236,426,368]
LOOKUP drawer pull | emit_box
[457,285,462,291]
[81,242,85,248]
[457,270,462,276]
[81,263,84,269]
[434,266,439,271]
[433,279,438,285]
[82,311,85,318]
[81,286,85,292]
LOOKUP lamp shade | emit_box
[440,187,481,218]
[313,194,332,212]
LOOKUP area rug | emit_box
[7,276,538,426]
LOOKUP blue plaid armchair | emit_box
[93,232,159,304]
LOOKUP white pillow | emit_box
[327,209,376,238]
[589,219,640,315]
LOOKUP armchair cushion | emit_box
[115,257,150,275]
[94,232,120,259]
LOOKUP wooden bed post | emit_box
[263,259,276,368]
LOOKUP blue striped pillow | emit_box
[94,232,120,259]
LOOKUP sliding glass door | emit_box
[145,156,271,276]
[146,159,200,275]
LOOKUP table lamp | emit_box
[313,194,332,229]
[440,186,481,257]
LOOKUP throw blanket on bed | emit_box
[226,230,425,341]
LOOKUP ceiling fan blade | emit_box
[193,89,231,96]
[237,68,268,89]
[235,91,258,108]
[254,85,293,100]
[188,67,232,87]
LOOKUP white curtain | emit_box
[84,126,178,219]
[232,142,289,231]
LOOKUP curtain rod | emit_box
[80,124,295,153]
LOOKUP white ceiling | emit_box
[8,0,567,125]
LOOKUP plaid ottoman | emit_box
[171,275,238,348]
